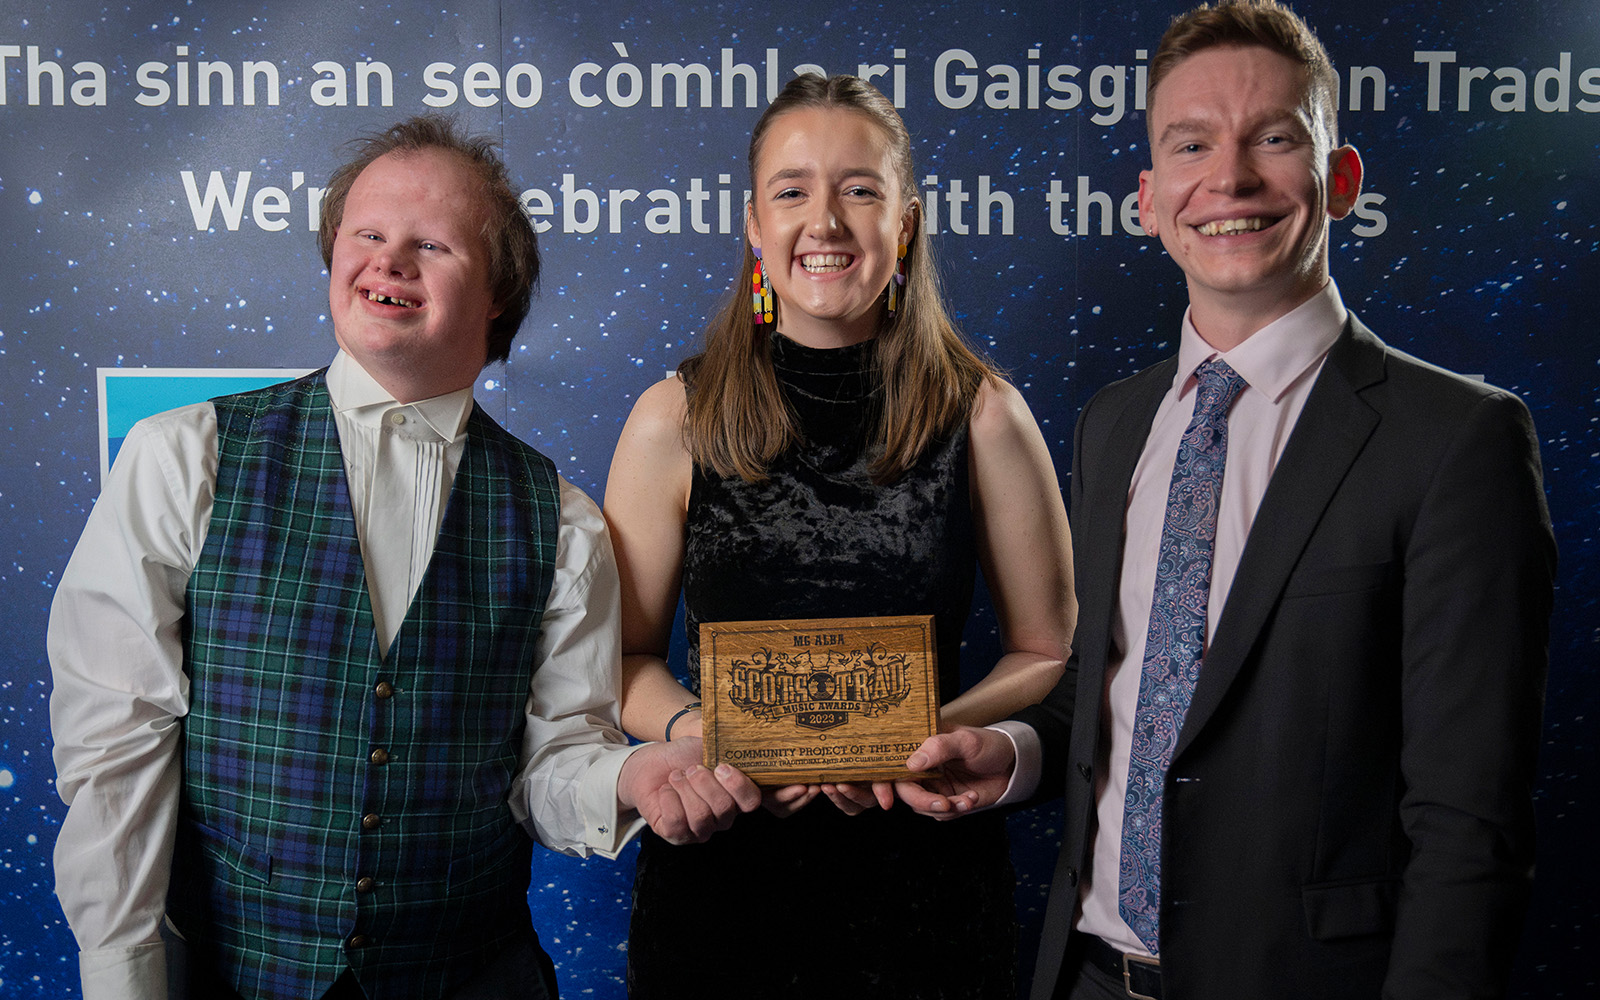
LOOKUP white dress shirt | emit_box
[996,280,1349,955]
[48,352,644,1000]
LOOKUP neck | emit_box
[361,360,477,404]
[1187,277,1329,353]
[774,312,881,350]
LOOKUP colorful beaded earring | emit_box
[751,247,774,325]
[886,243,908,315]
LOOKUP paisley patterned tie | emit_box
[1120,359,1248,953]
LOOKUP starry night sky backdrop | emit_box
[2,1,1594,996]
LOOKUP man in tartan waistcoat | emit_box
[48,117,762,1000]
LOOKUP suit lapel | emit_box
[1175,319,1388,756]
[1079,362,1175,646]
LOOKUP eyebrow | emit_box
[763,166,890,186]
[1158,109,1309,145]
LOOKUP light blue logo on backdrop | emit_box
[98,369,314,484]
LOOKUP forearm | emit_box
[50,613,185,994]
[55,744,178,1000]
[939,650,1066,729]
[513,481,652,857]
[620,653,702,741]
[49,591,181,1000]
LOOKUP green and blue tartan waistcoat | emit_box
[170,371,560,1000]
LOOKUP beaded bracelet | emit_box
[664,702,702,741]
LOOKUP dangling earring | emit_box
[886,243,908,315]
[751,247,774,325]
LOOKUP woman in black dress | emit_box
[605,74,1075,998]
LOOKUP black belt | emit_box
[1078,935,1163,1000]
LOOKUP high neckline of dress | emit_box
[770,330,876,378]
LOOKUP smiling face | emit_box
[1138,44,1361,348]
[328,147,502,401]
[746,106,916,348]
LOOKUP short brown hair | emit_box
[1148,0,1339,146]
[317,115,538,365]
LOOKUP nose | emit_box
[805,193,843,238]
[1207,142,1263,197]
[371,243,417,279]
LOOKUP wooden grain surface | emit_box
[700,614,941,785]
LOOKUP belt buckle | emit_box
[1122,952,1161,1000]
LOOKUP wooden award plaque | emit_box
[699,614,941,786]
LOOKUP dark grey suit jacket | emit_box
[1016,317,1555,1000]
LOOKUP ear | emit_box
[1137,169,1158,237]
[1327,146,1363,220]
[745,202,761,251]
[900,197,921,246]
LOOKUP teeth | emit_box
[801,254,852,273]
[365,290,420,308]
[1197,217,1268,237]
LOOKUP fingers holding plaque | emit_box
[700,615,941,786]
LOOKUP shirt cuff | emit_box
[79,941,167,1000]
[988,720,1043,807]
[578,743,649,858]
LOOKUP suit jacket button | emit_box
[374,681,395,700]
[361,813,381,831]
[1066,867,1079,887]
[369,748,390,766]
[356,876,376,894]
[347,934,369,950]
[1076,762,1092,781]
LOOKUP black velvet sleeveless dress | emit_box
[627,333,1017,999]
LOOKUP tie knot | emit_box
[1193,360,1247,419]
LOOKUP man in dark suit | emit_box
[898,2,1555,998]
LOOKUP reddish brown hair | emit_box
[1148,0,1340,146]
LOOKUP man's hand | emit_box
[894,726,1018,820]
[617,738,761,844]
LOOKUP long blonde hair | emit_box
[678,74,996,484]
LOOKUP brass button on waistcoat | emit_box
[356,876,376,894]
[347,934,369,950]
[361,813,382,831]
[374,681,395,699]
[369,748,390,765]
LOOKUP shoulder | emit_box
[1089,357,1177,405]
[634,373,689,418]
[121,400,218,475]
[1077,356,1177,434]
[969,376,1039,446]
[211,369,325,416]
[607,374,693,509]
[1336,319,1534,426]
[619,374,690,450]
[467,408,560,489]
[95,401,218,543]
[132,399,217,439]
[967,376,1059,485]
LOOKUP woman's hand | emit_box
[762,783,822,817]
[820,781,896,816]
